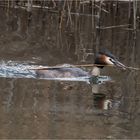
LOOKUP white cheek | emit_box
[105,57,114,65]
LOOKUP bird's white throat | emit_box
[91,66,100,76]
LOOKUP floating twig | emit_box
[125,66,140,71]
[28,63,140,71]
[99,24,130,29]
[28,64,113,70]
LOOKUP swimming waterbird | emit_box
[35,49,126,78]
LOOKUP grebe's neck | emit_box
[91,66,100,94]
[91,66,100,76]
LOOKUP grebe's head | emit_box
[95,49,126,70]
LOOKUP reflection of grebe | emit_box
[93,93,112,110]
[36,49,126,78]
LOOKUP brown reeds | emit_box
[0,0,139,55]
[133,0,137,40]
[95,0,102,52]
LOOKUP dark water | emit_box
[0,1,140,139]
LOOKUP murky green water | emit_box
[0,1,140,139]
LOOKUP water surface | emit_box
[0,1,140,139]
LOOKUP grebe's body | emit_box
[36,65,90,78]
[36,49,126,79]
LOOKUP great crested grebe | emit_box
[36,49,126,78]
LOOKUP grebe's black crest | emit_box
[98,49,117,60]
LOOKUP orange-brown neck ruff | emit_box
[95,54,108,68]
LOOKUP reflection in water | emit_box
[93,93,121,110]
[93,93,111,110]
[4,79,15,112]
[0,1,139,139]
